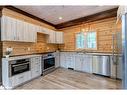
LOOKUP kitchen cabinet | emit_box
[75,53,83,71]
[1,16,37,42]
[31,56,42,79]
[82,55,93,73]
[10,71,31,88]
[65,53,75,69]
[92,56,99,74]
[25,23,36,42]
[75,53,93,73]
[60,52,75,69]
[1,16,17,41]
[60,52,67,68]
[44,28,64,44]
[1,15,64,43]
[55,32,64,44]
[55,51,60,68]
[47,30,56,43]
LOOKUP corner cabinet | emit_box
[1,16,37,42]
[45,28,64,44]
[47,30,56,43]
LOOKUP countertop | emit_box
[2,54,43,61]
[2,51,122,61]
[60,51,122,56]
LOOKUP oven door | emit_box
[43,57,55,70]
[10,62,30,77]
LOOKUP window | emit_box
[76,32,97,49]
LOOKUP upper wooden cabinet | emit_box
[55,32,64,44]
[1,15,64,44]
[47,29,56,43]
[42,27,64,44]
[1,16,37,42]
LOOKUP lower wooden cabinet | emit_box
[75,54,83,71]
[60,52,93,73]
[55,51,60,68]
[2,56,42,89]
[30,56,42,79]
[82,55,93,73]
[10,71,31,88]
[60,52,67,68]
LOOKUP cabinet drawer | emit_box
[10,71,31,87]
[10,74,25,87]
[31,70,41,78]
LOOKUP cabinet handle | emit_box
[19,76,23,79]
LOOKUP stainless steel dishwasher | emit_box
[93,55,110,76]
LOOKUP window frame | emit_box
[75,31,97,50]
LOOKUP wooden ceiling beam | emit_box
[55,7,118,29]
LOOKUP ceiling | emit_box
[15,6,117,25]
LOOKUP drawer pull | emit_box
[19,76,23,79]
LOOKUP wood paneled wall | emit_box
[59,17,121,53]
[2,8,58,56]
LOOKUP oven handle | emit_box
[43,57,55,60]
[12,62,30,67]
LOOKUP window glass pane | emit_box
[76,32,85,49]
[87,32,96,49]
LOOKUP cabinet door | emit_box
[56,32,64,44]
[60,53,67,68]
[28,23,36,42]
[31,57,42,78]
[75,54,82,71]
[31,66,40,78]
[92,56,100,74]
[82,55,93,73]
[55,51,60,68]
[16,19,24,41]
[66,54,75,69]
[47,30,56,43]
[1,16,15,41]
[11,73,25,87]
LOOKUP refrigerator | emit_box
[122,14,127,89]
[110,31,122,79]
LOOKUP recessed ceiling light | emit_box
[59,17,63,20]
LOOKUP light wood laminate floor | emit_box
[16,68,122,89]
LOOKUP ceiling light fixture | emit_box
[59,16,63,20]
